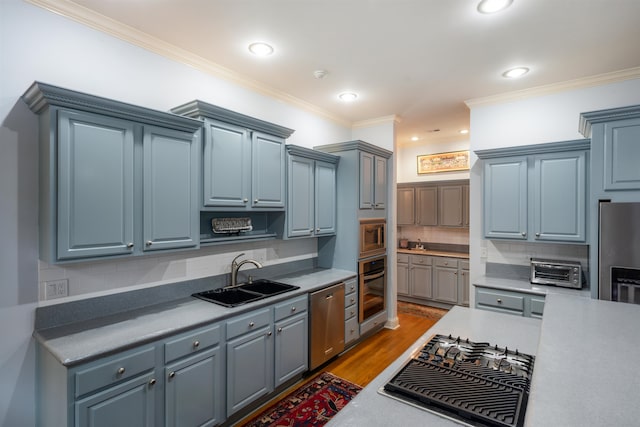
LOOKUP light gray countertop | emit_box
[329,294,640,427]
[35,268,355,366]
[474,275,592,298]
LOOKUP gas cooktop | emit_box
[380,334,535,427]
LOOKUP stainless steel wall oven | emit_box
[359,255,386,323]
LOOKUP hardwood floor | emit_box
[236,309,445,425]
[322,311,441,387]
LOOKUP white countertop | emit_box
[474,275,592,298]
[329,294,640,427]
[35,268,356,366]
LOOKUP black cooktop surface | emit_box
[381,334,535,427]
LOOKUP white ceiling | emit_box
[36,0,640,145]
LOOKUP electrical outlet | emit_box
[43,279,69,300]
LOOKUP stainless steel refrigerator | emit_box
[599,202,640,303]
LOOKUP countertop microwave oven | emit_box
[530,258,583,289]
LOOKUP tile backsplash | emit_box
[486,240,589,269]
[398,225,469,246]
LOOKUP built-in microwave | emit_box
[360,219,386,259]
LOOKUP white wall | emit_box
[0,1,358,425]
[468,78,640,303]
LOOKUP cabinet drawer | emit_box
[397,253,409,264]
[410,255,432,266]
[75,346,155,398]
[164,323,221,363]
[530,297,545,318]
[226,308,271,339]
[345,317,359,345]
[344,278,358,295]
[274,295,308,321]
[460,260,470,270]
[434,257,458,268]
[476,289,524,312]
[345,305,357,321]
[345,292,358,308]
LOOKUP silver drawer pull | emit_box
[497,298,503,304]
[126,242,134,249]
[146,240,153,246]
[267,331,272,336]
[278,327,283,333]
[193,340,200,348]
[249,321,255,327]
[168,371,175,379]
[291,306,296,312]
[117,367,125,375]
[149,378,156,386]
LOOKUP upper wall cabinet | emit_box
[23,82,202,263]
[285,145,339,238]
[359,152,387,210]
[171,101,294,211]
[397,180,469,228]
[476,139,589,243]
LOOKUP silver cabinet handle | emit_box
[254,199,259,203]
[278,327,283,333]
[521,232,526,237]
[249,322,255,327]
[535,232,540,238]
[243,198,248,203]
[149,378,156,386]
[316,228,320,232]
[497,298,503,304]
[126,243,134,249]
[291,307,296,312]
[117,367,125,375]
[168,371,175,379]
[193,340,200,348]
[267,331,272,336]
[146,241,152,246]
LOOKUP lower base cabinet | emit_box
[344,278,360,346]
[475,286,545,318]
[398,254,469,307]
[37,295,309,427]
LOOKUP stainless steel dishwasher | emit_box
[309,282,345,370]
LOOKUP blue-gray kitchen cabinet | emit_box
[285,145,339,238]
[433,257,459,304]
[478,140,589,243]
[226,308,273,416]
[23,82,202,263]
[359,151,387,210]
[274,296,309,387]
[164,323,224,427]
[475,285,545,318]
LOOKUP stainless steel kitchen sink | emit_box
[192,279,299,307]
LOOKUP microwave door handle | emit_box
[363,270,385,281]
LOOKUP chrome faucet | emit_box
[230,253,263,287]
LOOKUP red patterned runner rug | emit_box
[241,372,362,426]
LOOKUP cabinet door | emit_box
[603,118,640,190]
[359,151,374,209]
[416,187,438,226]
[532,151,586,242]
[143,126,199,251]
[252,132,285,208]
[439,185,464,227]
[483,158,528,239]
[203,120,250,208]
[165,348,222,427]
[287,155,314,237]
[458,267,470,306]
[410,264,432,299]
[76,373,155,427]
[57,110,135,259]
[315,161,337,235]
[433,267,458,303]
[374,156,387,209]
[274,313,308,387]
[226,327,273,415]
[397,261,410,296]
[397,187,415,225]
[463,185,470,227]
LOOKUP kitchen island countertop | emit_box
[329,293,640,426]
[397,248,469,259]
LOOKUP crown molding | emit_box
[352,115,401,129]
[465,67,640,109]
[25,0,352,128]
[474,139,590,159]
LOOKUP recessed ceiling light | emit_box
[459,129,469,135]
[411,136,419,141]
[502,67,530,78]
[477,0,513,14]
[338,92,358,102]
[248,42,274,57]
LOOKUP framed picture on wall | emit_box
[417,150,470,174]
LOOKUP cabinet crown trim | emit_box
[171,100,295,138]
[286,144,339,163]
[22,81,202,132]
[579,104,640,137]
[474,139,590,159]
[314,140,392,158]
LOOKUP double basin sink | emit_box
[193,279,300,307]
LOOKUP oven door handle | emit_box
[363,270,385,281]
